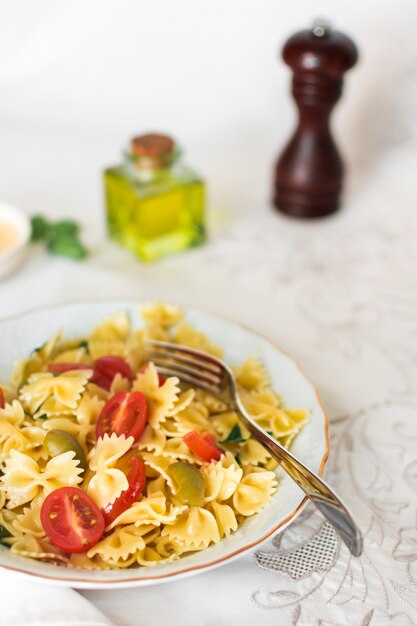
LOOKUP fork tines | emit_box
[144,340,225,395]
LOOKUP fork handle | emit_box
[234,399,363,556]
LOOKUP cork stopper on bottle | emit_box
[130,133,175,168]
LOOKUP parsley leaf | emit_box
[0,525,11,542]
[30,213,88,260]
[47,233,88,260]
[222,424,247,443]
[30,215,51,242]
[50,220,79,238]
[78,340,90,353]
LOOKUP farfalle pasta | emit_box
[0,302,309,569]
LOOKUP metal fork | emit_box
[145,339,363,557]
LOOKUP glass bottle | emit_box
[104,133,206,262]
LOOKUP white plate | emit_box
[0,300,329,589]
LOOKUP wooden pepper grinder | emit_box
[273,20,358,218]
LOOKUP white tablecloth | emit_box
[1,0,417,617]
[1,135,417,625]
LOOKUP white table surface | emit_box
[1,130,417,626]
[1,1,417,623]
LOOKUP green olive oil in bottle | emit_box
[104,133,206,262]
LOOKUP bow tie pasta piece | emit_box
[170,388,195,416]
[12,495,45,538]
[106,492,187,530]
[11,331,61,388]
[193,389,228,414]
[20,370,92,415]
[136,546,178,567]
[51,347,87,365]
[132,365,180,427]
[141,302,184,329]
[239,439,272,467]
[140,302,182,341]
[76,394,105,426]
[240,389,309,441]
[161,506,220,549]
[0,420,45,459]
[174,403,213,431]
[145,475,173,499]
[7,534,68,563]
[160,437,205,465]
[1,450,83,508]
[88,340,127,361]
[209,501,238,538]
[132,361,159,390]
[232,468,278,516]
[233,357,270,392]
[87,524,146,566]
[0,399,25,427]
[68,553,113,570]
[155,535,193,560]
[172,323,223,357]
[109,373,131,395]
[87,433,134,508]
[137,425,166,453]
[89,311,131,342]
[0,505,17,534]
[141,453,177,492]
[201,455,243,503]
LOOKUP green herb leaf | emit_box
[50,220,79,238]
[47,234,88,260]
[78,340,90,352]
[36,414,48,420]
[0,525,11,541]
[222,424,246,443]
[30,213,89,260]
[30,215,51,242]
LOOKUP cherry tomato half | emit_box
[40,487,105,553]
[183,431,222,462]
[0,388,5,409]
[139,363,166,386]
[91,356,132,391]
[96,391,148,441]
[102,456,146,525]
[48,362,91,374]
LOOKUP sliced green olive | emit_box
[169,462,204,506]
[44,429,87,473]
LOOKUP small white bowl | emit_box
[0,203,30,280]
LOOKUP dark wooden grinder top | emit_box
[273,21,358,218]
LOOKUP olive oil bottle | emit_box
[104,133,206,262]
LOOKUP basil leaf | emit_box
[78,340,90,353]
[47,234,88,260]
[30,215,51,242]
[222,424,246,443]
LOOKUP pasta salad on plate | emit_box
[0,303,309,570]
